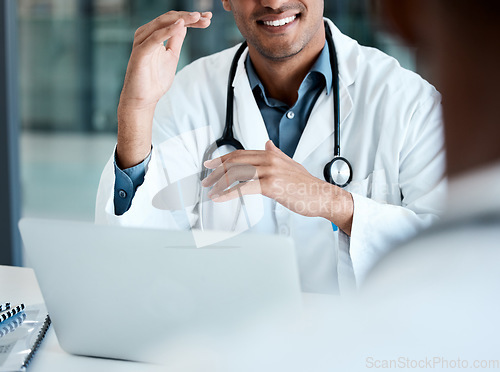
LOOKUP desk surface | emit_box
[0,265,339,372]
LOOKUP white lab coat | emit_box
[96,19,446,294]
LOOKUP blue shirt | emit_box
[245,42,332,158]
[113,151,150,215]
[114,44,332,215]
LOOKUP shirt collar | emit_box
[245,41,333,99]
[310,41,333,95]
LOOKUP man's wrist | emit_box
[321,185,354,236]
[116,143,152,169]
[116,106,154,168]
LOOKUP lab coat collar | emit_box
[294,19,357,163]
[325,18,359,88]
[233,47,270,151]
[231,18,359,157]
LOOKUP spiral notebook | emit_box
[0,303,51,372]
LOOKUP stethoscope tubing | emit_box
[199,22,353,230]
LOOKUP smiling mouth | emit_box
[258,14,298,27]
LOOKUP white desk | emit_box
[0,265,340,372]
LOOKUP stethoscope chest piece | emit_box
[324,156,353,188]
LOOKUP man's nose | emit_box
[259,0,290,10]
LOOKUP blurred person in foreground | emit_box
[351,0,500,366]
[369,0,500,302]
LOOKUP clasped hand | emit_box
[202,141,354,234]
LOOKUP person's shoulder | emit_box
[327,19,437,100]
[355,39,437,99]
[328,20,434,96]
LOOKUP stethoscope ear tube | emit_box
[201,42,247,181]
[323,22,353,188]
[220,41,248,150]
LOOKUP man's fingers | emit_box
[204,143,292,170]
[202,160,240,187]
[134,11,212,46]
[210,180,263,202]
[265,140,291,160]
[139,19,187,55]
[207,165,259,197]
[202,154,269,187]
[204,150,270,170]
[184,13,212,28]
[164,19,187,58]
[265,140,283,154]
[199,11,213,22]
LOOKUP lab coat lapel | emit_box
[219,47,268,231]
[293,19,358,165]
[232,49,270,151]
[293,80,353,164]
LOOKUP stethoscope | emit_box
[199,22,353,230]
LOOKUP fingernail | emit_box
[201,178,208,187]
[201,11,211,17]
[189,12,199,17]
[174,19,182,25]
[210,193,219,200]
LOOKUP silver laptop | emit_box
[19,218,302,364]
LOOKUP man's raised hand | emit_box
[117,11,212,169]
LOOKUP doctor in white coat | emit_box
[96,1,446,294]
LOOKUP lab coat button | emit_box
[279,225,290,236]
[118,190,127,199]
[286,111,295,120]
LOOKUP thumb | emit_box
[265,140,289,159]
[265,140,282,153]
[165,19,188,59]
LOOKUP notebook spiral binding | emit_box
[20,315,51,370]
[0,304,25,323]
[0,313,27,339]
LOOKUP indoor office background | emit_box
[1,0,414,264]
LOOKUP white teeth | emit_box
[263,15,296,27]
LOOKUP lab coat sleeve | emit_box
[347,93,446,286]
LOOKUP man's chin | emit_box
[253,44,303,62]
